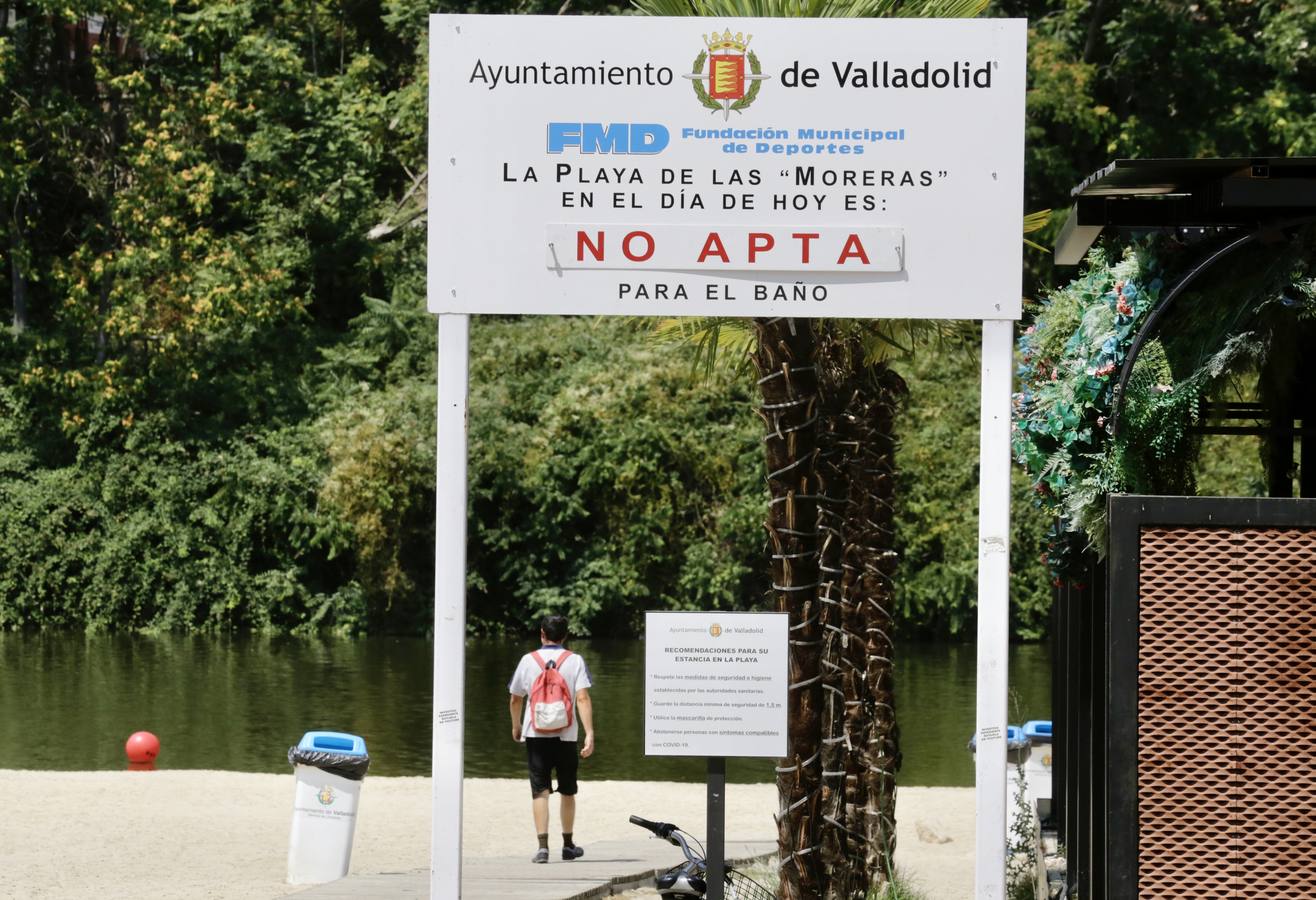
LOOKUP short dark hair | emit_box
[540,615,569,642]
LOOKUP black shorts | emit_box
[525,737,579,796]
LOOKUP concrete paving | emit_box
[290,839,776,899]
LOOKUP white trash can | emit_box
[1022,719,1053,805]
[287,731,370,885]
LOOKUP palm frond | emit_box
[815,319,975,365]
[1023,208,1052,235]
[853,318,977,364]
[1022,208,1053,253]
[632,0,977,18]
[893,0,989,17]
[652,316,757,378]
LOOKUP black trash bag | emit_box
[288,746,371,781]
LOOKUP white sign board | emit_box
[644,611,789,758]
[429,15,1026,320]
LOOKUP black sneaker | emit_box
[562,845,585,861]
[532,848,549,864]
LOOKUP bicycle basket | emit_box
[725,867,775,900]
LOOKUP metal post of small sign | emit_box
[707,756,726,900]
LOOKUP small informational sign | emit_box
[429,15,1026,320]
[644,611,789,758]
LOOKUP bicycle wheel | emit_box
[725,868,776,900]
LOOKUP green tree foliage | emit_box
[0,424,362,631]
[4,0,1311,636]
[1014,0,1316,191]
[2,2,399,445]
[898,345,1054,640]
[1005,0,1316,290]
[466,318,767,635]
[0,1,428,631]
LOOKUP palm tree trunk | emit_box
[751,316,824,900]
[811,327,906,898]
[757,321,907,898]
[816,384,864,900]
[843,365,904,890]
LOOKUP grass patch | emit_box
[867,870,934,900]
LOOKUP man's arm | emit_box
[509,694,524,742]
[576,688,594,758]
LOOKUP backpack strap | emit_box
[531,649,570,670]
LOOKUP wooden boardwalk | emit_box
[290,839,776,899]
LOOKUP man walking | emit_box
[508,614,595,863]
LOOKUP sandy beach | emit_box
[0,771,973,899]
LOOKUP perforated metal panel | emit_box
[1138,526,1316,898]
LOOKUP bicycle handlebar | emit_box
[628,815,676,839]
[629,813,773,898]
[629,814,700,862]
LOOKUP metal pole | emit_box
[707,756,726,900]
[432,313,471,899]
[975,318,1013,900]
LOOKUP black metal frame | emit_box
[1052,554,1105,897]
[1102,494,1316,899]
[1108,218,1316,438]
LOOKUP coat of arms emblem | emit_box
[684,30,771,119]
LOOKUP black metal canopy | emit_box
[1054,157,1316,264]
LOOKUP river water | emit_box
[0,634,1048,785]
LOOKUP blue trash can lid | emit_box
[1022,720,1053,742]
[297,731,368,756]
[967,725,1028,752]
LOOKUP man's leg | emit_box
[534,791,551,834]
[556,740,584,860]
[526,739,553,863]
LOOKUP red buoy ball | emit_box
[125,731,161,765]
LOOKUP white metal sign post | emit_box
[428,14,1024,899]
[975,319,1014,900]
[430,313,469,895]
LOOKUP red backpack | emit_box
[529,650,574,734]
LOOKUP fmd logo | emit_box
[547,123,669,154]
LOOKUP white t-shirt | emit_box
[508,645,593,742]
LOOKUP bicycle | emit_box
[628,814,775,900]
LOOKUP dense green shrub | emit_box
[466,318,767,636]
[0,427,364,632]
[897,342,1055,641]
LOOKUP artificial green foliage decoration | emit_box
[1015,232,1316,576]
[1014,242,1168,561]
